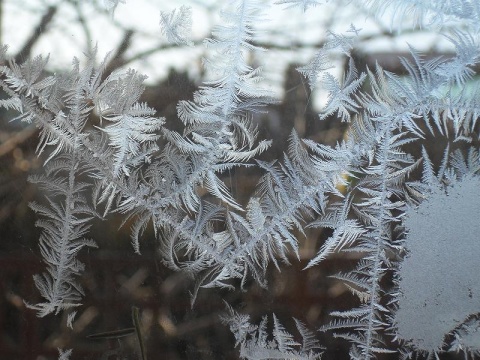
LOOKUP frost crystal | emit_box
[396,176,480,351]
[160,6,193,46]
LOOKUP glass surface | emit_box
[0,1,478,360]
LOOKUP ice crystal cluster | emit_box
[397,175,480,352]
[1,0,480,359]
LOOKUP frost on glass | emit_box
[1,0,480,359]
[451,317,480,356]
[101,0,126,14]
[160,5,193,46]
[222,305,324,360]
[396,176,480,351]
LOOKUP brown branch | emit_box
[0,125,37,158]
[103,29,135,79]
[14,6,57,63]
[108,28,422,72]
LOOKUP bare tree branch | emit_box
[14,6,57,63]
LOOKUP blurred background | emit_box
[0,0,469,359]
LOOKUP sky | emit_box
[1,0,452,109]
